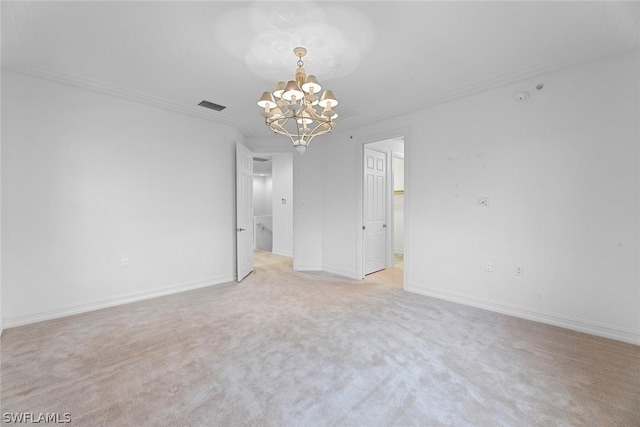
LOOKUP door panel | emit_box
[364,147,387,275]
[236,142,254,282]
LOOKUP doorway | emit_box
[253,156,273,252]
[236,144,294,281]
[252,152,294,268]
[362,136,405,286]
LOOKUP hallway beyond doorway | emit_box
[254,249,292,268]
[360,135,405,283]
[364,262,403,289]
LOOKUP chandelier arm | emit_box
[269,119,291,136]
[268,121,298,146]
[306,120,332,139]
[269,114,294,134]
[269,116,310,147]
[305,124,329,147]
[307,110,326,121]
[303,104,324,119]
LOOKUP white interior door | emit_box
[364,147,387,275]
[236,142,254,282]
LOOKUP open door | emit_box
[236,142,254,282]
[363,146,387,275]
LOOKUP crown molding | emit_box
[4,65,255,136]
[339,46,640,133]
[5,46,637,139]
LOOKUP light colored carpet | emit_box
[2,251,639,426]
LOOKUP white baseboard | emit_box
[405,284,640,346]
[272,249,293,258]
[2,275,235,329]
[323,265,358,280]
[294,264,322,272]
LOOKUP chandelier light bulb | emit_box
[257,92,276,109]
[318,90,338,108]
[273,81,287,98]
[282,80,304,102]
[301,75,321,94]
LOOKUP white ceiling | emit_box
[3,1,639,138]
[253,157,272,176]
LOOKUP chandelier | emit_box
[257,47,338,155]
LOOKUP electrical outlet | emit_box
[121,258,129,268]
[477,196,489,207]
[516,265,524,277]
[485,262,493,272]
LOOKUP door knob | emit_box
[236,227,245,232]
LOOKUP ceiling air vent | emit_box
[198,100,226,111]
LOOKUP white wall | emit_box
[253,175,274,251]
[254,215,273,252]
[294,145,324,271]
[0,67,3,336]
[252,176,273,216]
[2,71,241,327]
[320,136,361,277]
[271,153,293,257]
[319,50,640,345]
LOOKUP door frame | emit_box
[356,128,410,284]
[392,152,405,258]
